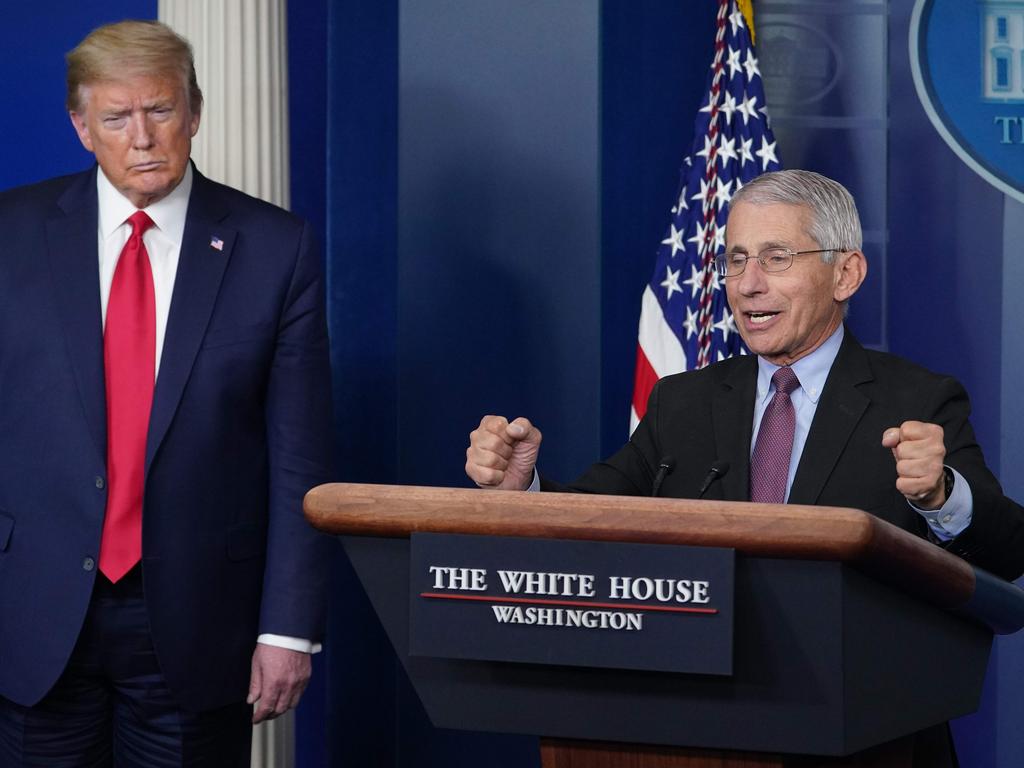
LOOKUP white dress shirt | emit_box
[96,166,318,654]
[97,165,190,375]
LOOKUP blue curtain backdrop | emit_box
[3,1,1024,766]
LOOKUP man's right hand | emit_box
[466,415,542,490]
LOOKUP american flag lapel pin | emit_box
[210,236,224,251]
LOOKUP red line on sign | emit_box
[418,592,718,615]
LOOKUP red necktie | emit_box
[100,211,156,582]
[749,366,800,504]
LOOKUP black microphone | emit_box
[697,460,730,498]
[651,456,676,498]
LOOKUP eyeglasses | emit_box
[714,248,840,277]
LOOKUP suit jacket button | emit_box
[83,557,95,571]
[95,476,105,490]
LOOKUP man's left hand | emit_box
[248,643,312,724]
[882,420,947,510]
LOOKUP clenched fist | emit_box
[881,420,947,510]
[465,415,542,491]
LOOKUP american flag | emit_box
[630,0,781,432]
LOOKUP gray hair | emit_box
[66,20,203,115]
[731,170,862,261]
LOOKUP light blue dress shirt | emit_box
[751,325,972,540]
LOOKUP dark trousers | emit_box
[0,567,251,767]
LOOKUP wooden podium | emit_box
[304,483,1024,768]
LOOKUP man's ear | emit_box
[833,249,867,303]
[69,111,94,153]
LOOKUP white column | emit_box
[157,2,295,767]
[159,0,291,209]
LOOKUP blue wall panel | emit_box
[888,5,1020,767]
[287,3,331,766]
[0,2,156,190]
[757,1,889,350]
[599,1,718,454]
[397,0,602,490]
[320,2,402,766]
[890,1,1004,475]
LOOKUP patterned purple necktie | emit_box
[750,366,800,504]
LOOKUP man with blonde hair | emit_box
[0,19,332,765]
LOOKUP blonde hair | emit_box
[66,20,203,114]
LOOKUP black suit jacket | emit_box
[545,330,1024,582]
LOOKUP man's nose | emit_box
[734,259,768,295]
[127,114,155,149]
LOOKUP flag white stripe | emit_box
[637,286,687,379]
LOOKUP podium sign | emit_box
[409,532,735,675]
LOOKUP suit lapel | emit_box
[711,357,757,501]
[145,172,235,473]
[788,330,872,505]
[45,169,107,463]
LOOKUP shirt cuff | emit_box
[909,467,973,541]
[527,469,541,492]
[257,634,322,654]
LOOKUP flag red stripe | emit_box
[632,345,659,420]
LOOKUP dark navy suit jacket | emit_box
[0,166,334,711]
